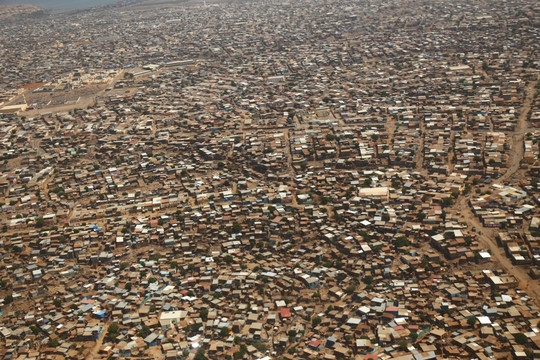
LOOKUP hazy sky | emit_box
[0,0,117,9]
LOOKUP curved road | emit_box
[453,79,539,303]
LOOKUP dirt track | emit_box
[452,79,539,304]
[454,196,540,304]
[496,80,538,184]
[85,320,111,360]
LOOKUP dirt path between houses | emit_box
[452,79,540,305]
[415,115,425,172]
[446,131,455,174]
[85,320,111,360]
[385,105,396,145]
[496,80,538,185]
[454,196,540,304]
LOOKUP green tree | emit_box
[194,348,207,360]
[233,344,248,359]
[47,338,59,347]
[220,327,230,337]
[108,322,120,341]
[191,323,202,334]
[362,275,374,285]
[514,333,528,345]
[36,217,45,228]
[364,177,372,186]
[393,236,410,248]
[138,324,151,338]
[231,222,241,234]
[200,308,209,320]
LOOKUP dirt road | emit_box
[496,80,538,184]
[85,321,110,360]
[454,196,540,303]
[452,79,540,304]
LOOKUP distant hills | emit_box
[0,4,46,21]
